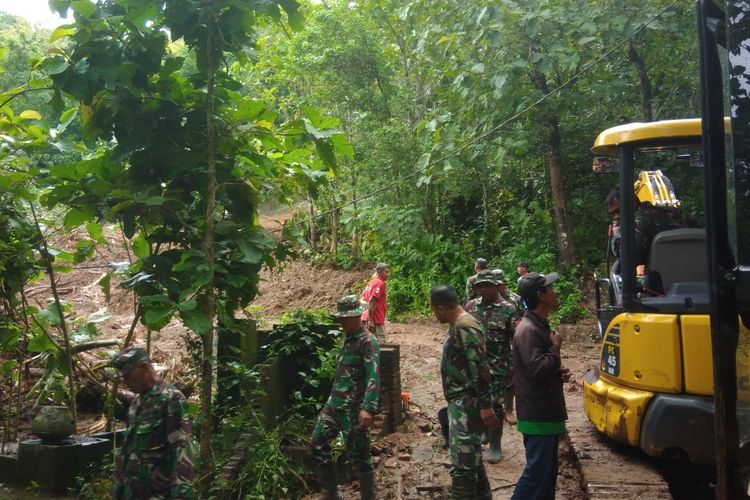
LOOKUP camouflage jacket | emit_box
[327,328,380,413]
[501,289,524,320]
[440,312,492,408]
[115,381,194,499]
[465,274,478,302]
[634,203,691,266]
[465,296,515,378]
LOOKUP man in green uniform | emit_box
[493,269,523,425]
[464,257,489,302]
[465,270,516,464]
[310,295,380,500]
[110,347,194,499]
[493,268,524,320]
[431,285,499,499]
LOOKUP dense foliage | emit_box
[0,0,710,493]
[247,0,702,316]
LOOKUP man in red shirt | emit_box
[360,263,390,344]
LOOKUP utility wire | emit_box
[269,0,681,235]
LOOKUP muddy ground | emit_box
[314,318,594,499]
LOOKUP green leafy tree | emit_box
[41,0,349,485]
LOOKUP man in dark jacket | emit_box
[511,272,571,500]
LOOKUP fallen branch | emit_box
[72,339,122,354]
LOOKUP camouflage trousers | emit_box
[448,397,486,480]
[310,404,373,472]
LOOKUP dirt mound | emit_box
[254,259,373,321]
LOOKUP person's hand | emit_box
[550,330,563,350]
[560,366,571,383]
[358,410,373,430]
[480,408,500,429]
[368,324,376,333]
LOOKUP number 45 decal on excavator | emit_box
[600,324,620,377]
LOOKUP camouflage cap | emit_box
[332,295,366,318]
[491,269,507,285]
[473,269,499,287]
[109,347,149,376]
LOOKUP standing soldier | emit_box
[493,269,523,320]
[110,347,194,499]
[430,285,499,499]
[464,257,489,302]
[311,295,380,500]
[465,270,515,463]
[493,268,522,425]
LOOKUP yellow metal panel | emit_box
[591,119,702,154]
[680,315,713,396]
[599,313,682,393]
[583,375,653,446]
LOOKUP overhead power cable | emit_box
[269,0,680,234]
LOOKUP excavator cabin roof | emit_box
[592,118,703,155]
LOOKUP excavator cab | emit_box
[586,120,723,464]
[585,1,750,495]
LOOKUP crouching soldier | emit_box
[310,295,381,499]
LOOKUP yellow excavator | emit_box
[585,119,737,464]
[583,4,750,497]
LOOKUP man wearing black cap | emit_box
[511,273,571,500]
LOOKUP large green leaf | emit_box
[182,309,211,335]
[63,206,95,228]
[28,333,56,353]
[143,306,175,330]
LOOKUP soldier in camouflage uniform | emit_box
[465,270,516,464]
[431,285,499,500]
[310,295,380,500]
[493,268,523,425]
[493,269,524,320]
[110,347,194,499]
[464,257,489,302]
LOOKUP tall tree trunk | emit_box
[351,172,359,259]
[547,117,577,265]
[627,40,654,122]
[199,12,217,490]
[331,208,339,261]
[30,203,77,422]
[308,196,317,253]
[481,179,490,236]
[529,66,577,265]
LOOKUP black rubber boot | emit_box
[487,427,503,464]
[315,463,343,500]
[358,470,376,500]
[438,407,450,449]
[450,476,478,500]
[476,466,493,499]
[481,430,489,445]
